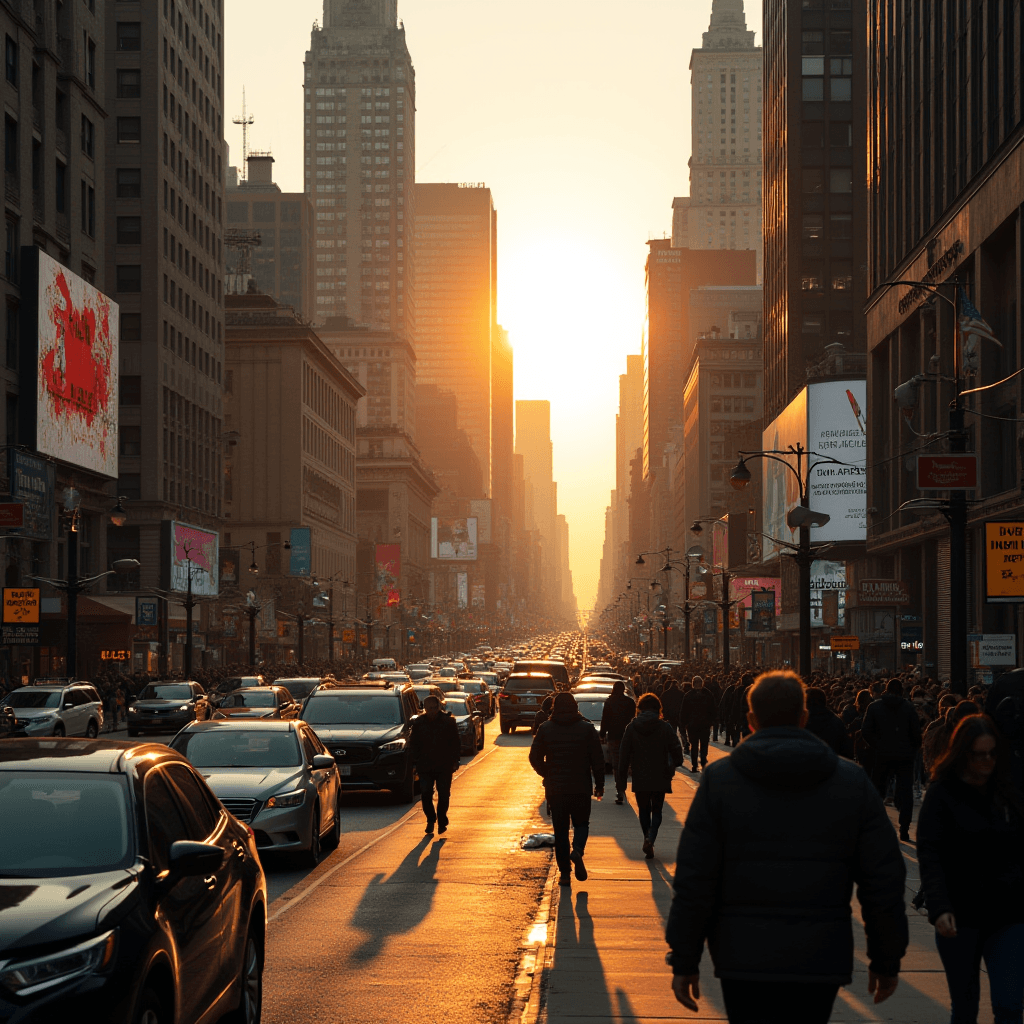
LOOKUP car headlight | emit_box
[379,738,405,752]
[265,789,305,809]
[127,707,138,714]
[0,929,117,997]
[177,705,191,712]
[457,720,471,731]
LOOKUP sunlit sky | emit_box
[225,0,763,612]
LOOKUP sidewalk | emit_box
[534,740,986,1023]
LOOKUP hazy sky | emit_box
[224,0,763,612]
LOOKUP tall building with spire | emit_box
[303,0,415,339]
[687,0,763,279]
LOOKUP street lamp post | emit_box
[244,591,260,667]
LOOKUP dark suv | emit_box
[300,683,421,803]
[511,660,570,690]
[499,672,556,734]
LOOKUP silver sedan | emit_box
[169,719,342,866]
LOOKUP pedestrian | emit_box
[660,677,684,746]
[718,680,737,746]
[861,677,922,842]
[917,715,1024,1024]
[805,686,854,758]
[533,694,554,733]
[599,680,636,804]
[680,675,716,773]
[529,692,604,887]
[665,671,907,1023]
[408,695,461,836]
[617,693,683,860]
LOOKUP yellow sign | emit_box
[829,635,860,651]
[359,634,369,648]
[3,588,39,624]
[101,649,131,661]
[985,522,1024,603]
[341,629,356,644]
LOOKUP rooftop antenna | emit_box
[232,88,255,181]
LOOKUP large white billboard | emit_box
[431,517,478,560]
[762,380,866,556]
[33,250,119,477]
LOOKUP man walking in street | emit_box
[680,675,716,772]
[599,680,636,804]
[530,692,605,886]
[409,695,461,836]
[660,677,684,750]
[666,671,907,1024]
[861,677,922,842]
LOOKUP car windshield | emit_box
[301,694,401,725]
[172,730,301,767]
[139,684,192,701]
[437,668,457,677]
[445,700,471,716]
[435,681,461,693]
[576,701,606,723]
[3,690,61,709]
[222,691,275,708]
[505,677,554,693]
[0,772,132,877]
[277,680,317,699]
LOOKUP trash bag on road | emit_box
[521,833,556,849]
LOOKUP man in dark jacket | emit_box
[660,678,684,737]
[717,682,738,746]
[666,671,907,1022]
[409,696,461,836]
[530,692,605,886]
[679,676,717,772]
[805,686,854,759]
[599,680,636,805]
[861,677,923,842]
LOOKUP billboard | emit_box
[21,249,119,478]
[456,571,469,609]
[431,517,478,560]
[810,560,847,629]
[375,544,401,607]
[9,450,54,541]
[163,521,219,596]
[289,527,311,576]
[762,380,867,556]
[219,548,240,588]
[985,522,1024,603]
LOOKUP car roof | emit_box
[275,677,323,683]
[0,737,189,773]
[177,719,300,732]
[307,687,402,696]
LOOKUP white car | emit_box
[573,692,612,768]
[2,682,105,737]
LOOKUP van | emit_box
[371,658,398,671]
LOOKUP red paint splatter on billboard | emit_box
[375,544,401,607]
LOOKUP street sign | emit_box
[0,503,24,528]
[917,454,978,490]
[342,628,356,644]
[3,588,39,624]
[829,635,860,651]
[136,597,159,627]
[984,522,1024,603]
[971,634,1017,667]
[858,579,911,606]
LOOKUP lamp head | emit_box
[635,554,645,566]
[111,558,141,574]
[730,458,752,490]
[109,497,128,528]
[690,521,703,536]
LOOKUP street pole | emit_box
[297,608,305,666]
[721,566,731,672]
[247,606,258,667]
[328,586,335,664]
[948,287,968,687]
[66,519,79,680]
[184,563,194,679]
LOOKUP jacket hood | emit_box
[551,711,584,726]
[633,710,663,736]
[881,692,905,708]
[730,727,838,790]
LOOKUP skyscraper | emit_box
[688,0,763,278]
[413,183,498,495]
[304,0,415,339]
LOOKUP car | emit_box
[371,658,398,671]
[459,679,494,716]
[1,682,105,738]
[573,692,612,767]
[430,679,466,695]
[409,683,448,709]
[208,675,266,707]
[170,720,342,865]
[126,681,211,736]
[300,684,421,802]
[0,738,267,1024]
[405,666,433,681]
[275,676,331,702]
[443,694,485,754]
[573,679,636,698]
[511,660,571,690]
[498,672,557,734]
[213,686,302,720]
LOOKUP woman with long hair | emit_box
[917,715,1024,1024]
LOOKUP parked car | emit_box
[498,672,557,734]
[213,686,301,720]
[444,693,485,754]
[0,738,267,1024]
[459,679,495,716]
[300,683,421,802]
[170,720,341,865]
[126,681,210,736]
[1,682,104,738]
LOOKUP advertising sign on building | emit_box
[3,587,39,645]
[917,454,978,491]
[219,549,240,588]
[471,583,486,609]
[135,597,159,627]
[762,380,867,558]
[0,504,23,529]
[810,560,847,629]
[858,579,911,606]
[970,634,1017,667]
[21,249,119,478]
[984,522,1024,603]
[9,450,55,541]
[456,571,469,609]
[162,521,219,596]
[375,544,401,607]
[431,517,478,560]
[830,635,860,651]
[289,528,312,577]
[750,590,776,632]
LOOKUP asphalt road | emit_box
[262,718,553,1024]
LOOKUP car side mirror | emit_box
[160,840,223,887]
[311,754,335,770]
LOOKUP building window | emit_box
[116,23,141,51]
[119,376,142,405]
[830,31,853,54]
[4,117,16,174]
[802,78,824,101]
[831,261,853,291]
[55,162,67,214]
[122,313,141,341]
[802,168,824,194]
[802,31,824,54]
[85,38,95,89]
[5,303,17,369]
[119,426,141,457]
[117,117,141,144]
[829,168,853,193]
[80,115,94,157]
[117,216,141,245]
[802,214,824,239]
[802,121,825,148]
[829,122,852,147]
[802,57,824,75]
[4,219,18,281]
[117,474,141,501]
[116,69,141,99]
[116,265,142,292]
[830,77,852,102]
[4,37,16,87]
[830,213,853,238]
[116,168,142,198]
[801,266,824,292]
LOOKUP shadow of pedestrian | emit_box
[548,889,614,1021]
[345,835,446,964]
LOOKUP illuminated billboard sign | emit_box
[161,521,219,596]
[375,544,401,607]
[431,517,478,560]
[20,248,118,477]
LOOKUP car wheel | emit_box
[53,723,65,737]
[85,720,98,739]
[392,769,415,805]
[224,930,263,1024]
[134,988,169,1024]
[302,806,321,868]
[325,795,342,850]
[500,720,510,735]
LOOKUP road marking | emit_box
[268,738,503,923]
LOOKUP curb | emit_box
[509,856,558,1024]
